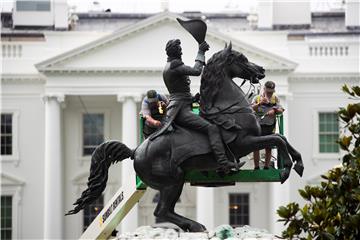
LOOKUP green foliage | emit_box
[277,85,360,239]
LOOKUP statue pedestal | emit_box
[117,224,280,239]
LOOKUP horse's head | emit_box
[220,42,265,84]
[201,42,265,111]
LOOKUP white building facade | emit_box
[1,1,359,239]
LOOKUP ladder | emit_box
[79,179,147,239]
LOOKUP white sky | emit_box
[1,0,345,13]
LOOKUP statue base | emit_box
[117,224,280,239]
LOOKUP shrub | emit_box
[277,85,360,240]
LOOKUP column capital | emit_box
[42,94,65,103]
[117,94,142,103]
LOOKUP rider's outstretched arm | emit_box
[174,60,204,76]
[173,41,209,76]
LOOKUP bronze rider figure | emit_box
[156,39,236,173]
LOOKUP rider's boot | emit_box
[207,125,236,173]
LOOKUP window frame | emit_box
[72,172,117,237]
[228,193,250,227]
[78,109,110,163]
[1,173,25,240]
[313,109,342,161]
[0,111,20,166]
[1,195,13,239]
[83,195,104,232]
[82,113,105,157]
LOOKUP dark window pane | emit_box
[83,147,94,156]
[83,114,104,156]
[229,193,249,227]
[5,125,12,134]
[319,112,339,153]
[1,196,12,240]
[4,114,12,124]
[5,147,12,155]
[1,114,13,155]
[83,195,104,232]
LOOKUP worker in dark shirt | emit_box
[140,90,168,139]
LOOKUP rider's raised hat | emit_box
[264,81,275,93]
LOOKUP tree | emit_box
[277,85,360,240]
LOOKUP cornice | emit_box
[1,74,45,84]
[289,72,360,81]
[38,67,163,74]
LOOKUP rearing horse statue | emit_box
[66,43,304,232]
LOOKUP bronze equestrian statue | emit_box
[66,20,304,233]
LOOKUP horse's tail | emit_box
[65,140,134,215]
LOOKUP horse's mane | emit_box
[200,48,238,111]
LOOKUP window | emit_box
[16,1,51,11]
[1,114,12,155]
[319,112,339,153]
[229,193,249,227]
[1,196,12,240]
[83,195,103,232]
[83,113,104,156]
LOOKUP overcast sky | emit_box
[1,0,345,13]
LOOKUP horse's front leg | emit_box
[238,135,293,184]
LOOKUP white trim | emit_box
[1,173,25,240]
[312,108,342,162]
[77,109,111,165]
[1,74,45,84]
[0,110,20,166]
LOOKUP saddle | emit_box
[149,124,209,176]
[149,117,240,177]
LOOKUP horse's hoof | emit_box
[188,223,207,232]
[237,161,246,169]
[280,168,290,184]
[293,163,304,177]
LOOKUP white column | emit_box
[118,95,141,233]
[196,188,215,229]
[269,95,290,235]
[43,95,64,239]
[269,182,290,234]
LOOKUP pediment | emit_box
[36,12,296,73]
[1,173,25,186]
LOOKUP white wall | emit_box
[287,76,359,205]
[214,183,270,229]
[1,81,45,239]
[345,1,360,28]
[63,95,123,239]
[272,1,311,26]
[1,32,108,75]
